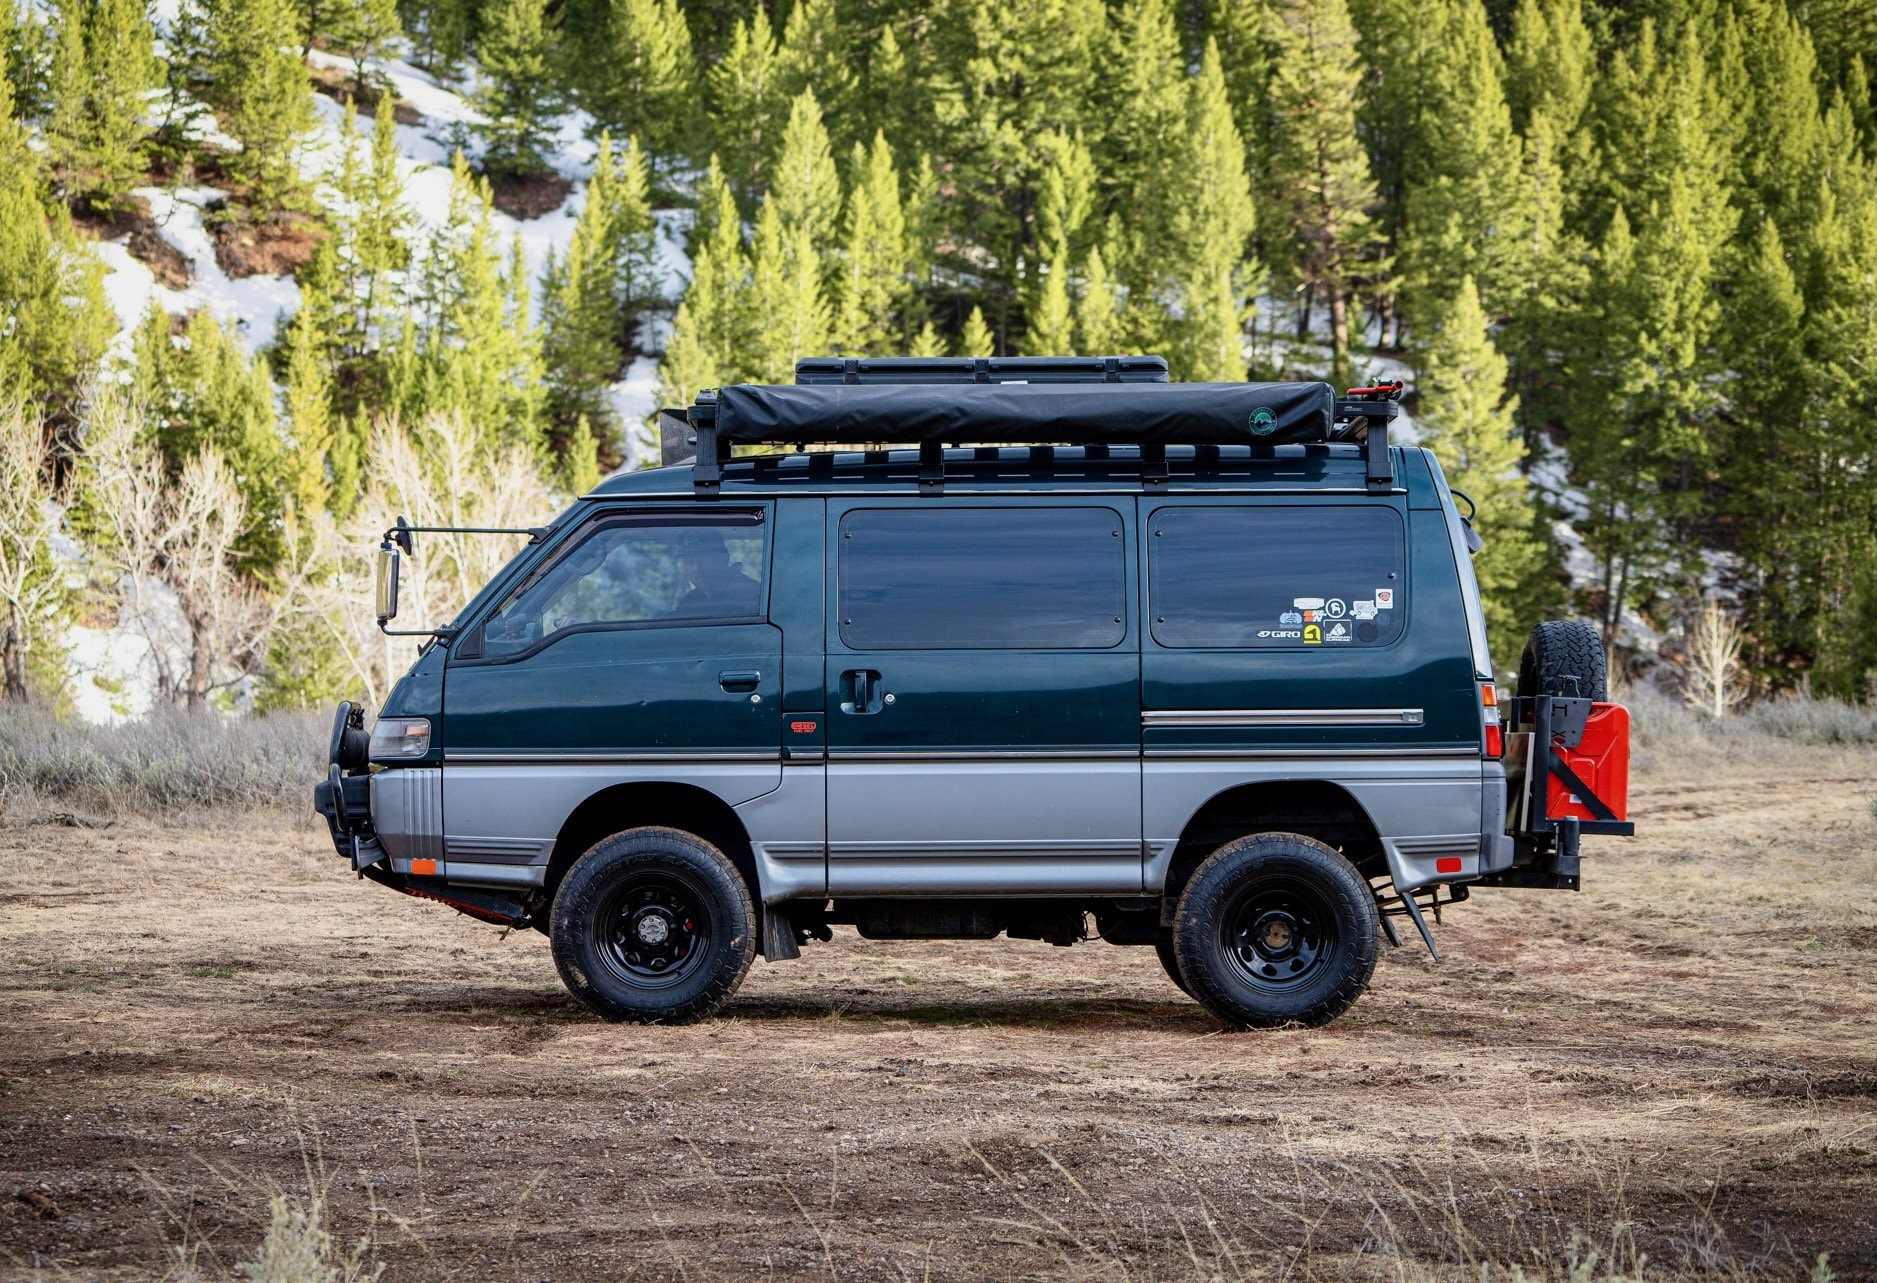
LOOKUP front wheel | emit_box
[1172,833,1379,1028]
[1154,939,1192,997]
[550,827,756,1023]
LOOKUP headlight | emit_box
[369,717,432,760]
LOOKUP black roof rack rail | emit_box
[664,360,1402,495]
[794,355,1170,385]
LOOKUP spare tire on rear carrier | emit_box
[1515,620,1606,726]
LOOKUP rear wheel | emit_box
[550,827,756,1023]
[1154,939,1191,997]
[1516,620,1608,713]
[1173,833,1379,1028]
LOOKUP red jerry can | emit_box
[1547,702,1630,823]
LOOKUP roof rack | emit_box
[659,359,1402,496]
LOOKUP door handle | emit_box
[718,669,761,693]
[839,669,884,714]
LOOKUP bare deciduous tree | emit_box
[1682,600,1748,720]
[83,394,276,709]
[277,412,558,707]
[0,402,69,703]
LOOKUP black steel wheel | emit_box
[1173,832,1379,1028]
[550,827,755,1023]
[1153,939,1192,997]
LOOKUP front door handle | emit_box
[839,669,884,714]
[718,669,761,693]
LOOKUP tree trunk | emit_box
[1,609,27,704]
[1328,285,1350,387]
[187,621,213,710]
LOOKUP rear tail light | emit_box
[1480,683,1503,758]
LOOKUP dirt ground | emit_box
[2,751,1874,1281]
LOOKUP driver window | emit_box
[480,513,765,657]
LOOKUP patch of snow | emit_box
[140,186,303,352]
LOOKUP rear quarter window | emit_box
[1149,506,1405,649]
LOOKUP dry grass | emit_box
[0,707,324,822]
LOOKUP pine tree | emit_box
[1265,0,1385,382]
[141,308,287,572]
[770,90,842,258]
[194,0,317,209]
[832,132,911,355]
[1398,0,1531,330]
[1791,98,1877,693]
[541,177,627,447]
[1419,276,1552,667]
[44,0,159,211]
[1034,129,1097,266]
[583,0,696,166]
[315,0,402,88]
[473,0,563,176]
[1732,0,1826,237]
[776,0,854,141]
[1503,0,1591,136]
[1076,243,1120,354]
[1206,0,1273,190]
[1167,39,1259,382]
[2,0,54,120]
[706,8,784,205]
[1344,0,1444,345]
[0,70,113,453]
[746,197,828,381]
[957,305,994,358]
[324,101,413,408]
[1718,217,1811,677]
[602,134,660,335]
[280,297,336,523]
[907,320,945,358]
[1099,0,1189,302]
[397,0,471,74]
[562,415,602,492]
[1499,106,1590,448]
[1023,252,1076,355]
[417,159,547,450]
[856,23,914,162]
[919,0,1106,312]
[656,160,751,407]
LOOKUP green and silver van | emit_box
[316,356,1632,1028]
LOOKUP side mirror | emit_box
[375,541,401,624]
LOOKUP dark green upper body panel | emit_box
[397,443,1478,760]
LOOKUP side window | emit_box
[479,511,765,657]
[1149,506,1405,649]
[838,507,1126,649]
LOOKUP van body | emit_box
[317,363,1627,1027]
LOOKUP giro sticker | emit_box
[1258,628,1302,639]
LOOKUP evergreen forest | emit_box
[1,0,1874,715]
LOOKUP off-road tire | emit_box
[1154,939,1192,997]
[1173,833,1380,1029]
[550,827,756,1023]
[1516,620,1608,712]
